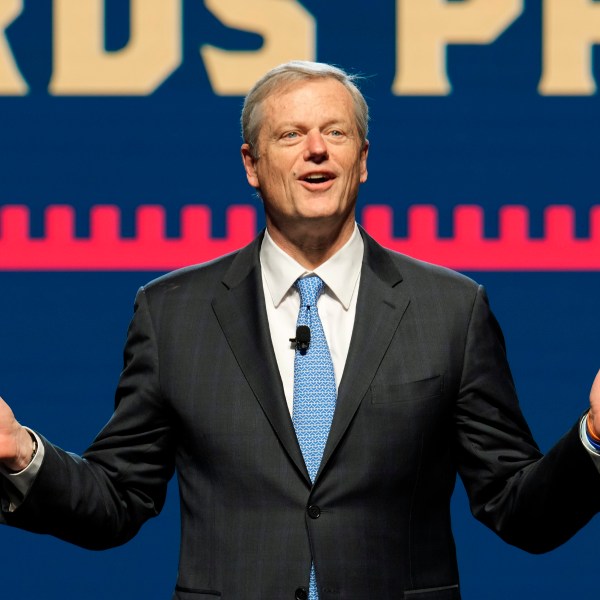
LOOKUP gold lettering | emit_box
[0,0,28,95]
[49,0,182,95]
[394,0,523,95]
[201,0,316,96]
[539,0,600,95]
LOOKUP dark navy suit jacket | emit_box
[3,229,600,599]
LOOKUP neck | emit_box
[266,218,355,270]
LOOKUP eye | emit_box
[283,131,299,139]
[327,129,346,139]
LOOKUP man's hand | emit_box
[588,370,600,440]
[0,396,34,472]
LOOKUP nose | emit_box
[304,130,328,163]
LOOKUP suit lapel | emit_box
[211,235,310,483]
[318,230,410,478]
[211,230,409,486]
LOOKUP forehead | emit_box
[260,78,356,129]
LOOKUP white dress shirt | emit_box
[260,224,364,414]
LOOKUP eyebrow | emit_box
[272,118,352,133]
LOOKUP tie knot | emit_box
[295,275,324,308]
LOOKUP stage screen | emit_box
[1,2,599,597]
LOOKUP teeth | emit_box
[305,174,328,181]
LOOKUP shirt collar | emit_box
[260,224,364,310]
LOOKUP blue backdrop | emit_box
[1,1,599,598]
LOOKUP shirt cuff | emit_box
[0,428,45,512]
[580,414,600,473]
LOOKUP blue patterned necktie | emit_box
[292,275,337,600]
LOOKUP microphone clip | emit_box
[290,325,311,354]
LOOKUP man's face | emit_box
[241,78,368,238]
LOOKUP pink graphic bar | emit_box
[362,205,600,270]
[0,203,598,271]
[0,205,256,270]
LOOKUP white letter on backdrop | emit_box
[201,0,316,96]
[394,0,523,95]
[0,0,28,95]
[539,0,600,95]
[49,0,182,95]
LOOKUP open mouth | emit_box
[301,173,335,185]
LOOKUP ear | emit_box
[359,140,369,184]
[241,144,260,189]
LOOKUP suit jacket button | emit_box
[307,505,321,519]
[295,586,308,600]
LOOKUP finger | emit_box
[588,370,600,437]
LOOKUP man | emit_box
[1,61,600,600]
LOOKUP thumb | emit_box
[588,370,600,438]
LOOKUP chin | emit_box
[295,208,342,221]
[296,198,348,218]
